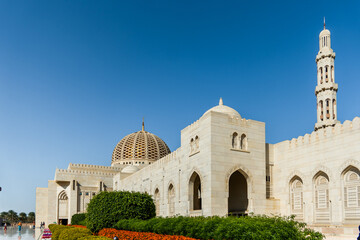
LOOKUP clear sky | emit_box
[0,1,359,213]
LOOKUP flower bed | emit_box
[98,228,197,240]
[72,225,88,229]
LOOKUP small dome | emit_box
[320,29,330,37]
[203,98,241,118]
[121,165,139,174]
[112,125,171,166]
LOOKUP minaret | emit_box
[314,20,339,131]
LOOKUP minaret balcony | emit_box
[315,82,338,95]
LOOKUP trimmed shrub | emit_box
[86,191,155,232]
[59,227,92,240]
[71,213,86,225]
[51,225,74,240]
[114,215,325,240]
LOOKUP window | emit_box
[290,176,303,221]
[240,134,247,150]
[343,167,360,221]
[232,132,239,149]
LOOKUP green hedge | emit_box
[114,215,324,240]
[59,227,92,240]
[86,191,155,232]
[71,213,87,225]
[49,225,74,240]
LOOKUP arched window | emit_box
[290,177,303,220]
[320,67,323,83]
[320,100,324,121]
[343,167,360,221]
[325,66,329,82]
[331,66,334,82]
[195,136,199,152]
[190,138,194,154]
[326,99,330,119]
[332,99,336,119]
[240,134,247,150]
[168,184,175,216]
[314,173,330,223]
[189,172,202,211]
[232,132,239,149]
[154,189,160,216]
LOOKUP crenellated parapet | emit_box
[276,117,360,150]
[181,119,200,133]
[69,163,122,171]
[56,168,118,176]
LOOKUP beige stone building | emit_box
[36,25,360,236]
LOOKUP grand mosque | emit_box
[36,24,360,235]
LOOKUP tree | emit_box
[19,212,27,222]
[0,211,8,221]
[28,212,35,222]
[7,210,18,223]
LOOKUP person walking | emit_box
[4,223,7,231]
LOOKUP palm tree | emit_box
[7,210,18,223]
[19,212,27,222]
[27,212,35,222]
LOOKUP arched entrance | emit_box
[189,172,202,211]
[228,170,248,216]
[58,191,69,225]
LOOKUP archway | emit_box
[58,191,69,225]
[189,172,202,211]
[228,170,248,216]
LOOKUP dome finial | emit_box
[323,16,326,30]
[219,97,223,106]
[142,117,145,131]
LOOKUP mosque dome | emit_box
[203,98,241,118]
[111,123,171,166]
[121,165,139,174]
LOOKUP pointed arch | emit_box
[154,188,161,216]
[58,190,69,225]
[341,165,360,222]
[289,175,304,221]
[167,183,175,216]
[189,171,202,211]
[226,166,251,216]
[313,171,330,223]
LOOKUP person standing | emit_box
[18,221,22,231]
[4,223,7,231]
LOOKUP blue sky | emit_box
[0,1,359,213]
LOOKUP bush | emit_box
[71,213,87,225]
[59,227,92,240]
[86,191,155,232]
[114,215,325,240]
[50,225,74,240]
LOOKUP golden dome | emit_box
[111,127,171,166]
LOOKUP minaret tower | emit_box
[314,19,339,131]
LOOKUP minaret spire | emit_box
[142,117,145,131]
[219,97,223,106]
[323,17,326,29]
[314,22,339,131]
